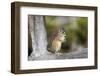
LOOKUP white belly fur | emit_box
[51,40,61,52]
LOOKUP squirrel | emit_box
[47,27,66,54]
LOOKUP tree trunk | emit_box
[28,15,48,60]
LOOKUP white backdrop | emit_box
[0,0,100,76]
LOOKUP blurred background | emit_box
[45,16,88,53]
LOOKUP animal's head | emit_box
[57,28,66,42]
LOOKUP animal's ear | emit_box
[58,28,62,32]
[59,27,66,33]
[62,27,65,31]
[62,27,67,33]
[60,27,64,33]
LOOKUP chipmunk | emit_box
[48,27,66,55]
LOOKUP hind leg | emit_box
[55,43,64,55]
[55,46,63,55]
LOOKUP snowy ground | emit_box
[28,48,88,60]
